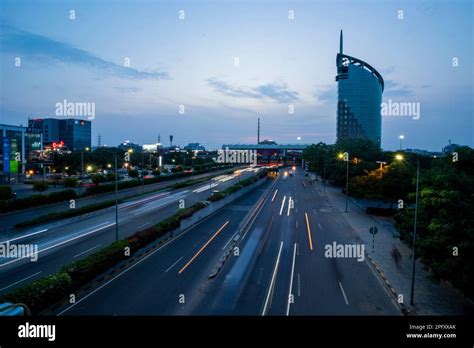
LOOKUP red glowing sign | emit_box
[52,141,65,150]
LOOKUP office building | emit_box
[336,30,384,146]
[28,118,91,151]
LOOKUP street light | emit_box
[410,157,420,305]
[101,149,120,242]
[81,147,90,189]
[394,153,418,305]
[338,152,349,213]
[399,135,404,150]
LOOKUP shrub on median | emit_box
[62,240,130,288]
[32,181,49,192]
[0,272,73,314]
[0,189,77,213]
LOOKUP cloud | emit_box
[0,23,169,80]
[384,80,416,98]
[207,78,299,103]
[114,86,141,93]
[254,84,299,103]
[314,85,336,104]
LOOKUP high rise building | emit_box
[28,118,91,151]
[336,30,384,146]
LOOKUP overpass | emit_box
[222,143,309,165]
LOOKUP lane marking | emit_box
[287,196,293,216]
[271,189,278,202]
[0,223,115,268]
[262,241,284,316]
[339,281,349,305]
[279,196,287,216]
[305,212,314,251]
[318,223,322,230]
[165,256,183,273]
[137,222,152,230]
[286,243,297,316]
[57,218,198,316]
[178,221,229,274]
[0,271,42,292]
[0,229,48,244]
[73,244,102,258]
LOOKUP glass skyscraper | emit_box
[336,30,384,146]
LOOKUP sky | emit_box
[0,0,472,151]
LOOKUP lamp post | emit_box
[141,152,145,193]
[338,152,349,213]
[399,135,404,150]
[114,154,119,242]
[394,152,419,305]
[410,158,420,305]
[80,147,90,192]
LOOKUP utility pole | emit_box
[141,152,145,193]
[114,154,119,242]
[257,117,260,144]
[410,159,420,305]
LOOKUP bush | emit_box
[106,172,116,182]
[63,240,130,288]
[0,272,73,314]
[92,174,106,186]
[48,189,77,203]
[0,189,76,213]
[0,185,13,200]
[63,177,78,188]
[15,199,114,228]
[32,181,49,192]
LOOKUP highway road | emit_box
[197,167,400,315]
[0,168,258,295]
[56,167,399,316]
[0,166,236,232]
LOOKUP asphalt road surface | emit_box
[56,167,399,316]
[0,168,257,295]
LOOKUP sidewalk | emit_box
[317,180,464,315]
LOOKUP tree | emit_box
[128,169,139,179]
[63,178,78,188]
[92,174,106,186]
[32,181,49,192]
[0,185,13,200]
[105,173,116,182]
[394,151,474,298]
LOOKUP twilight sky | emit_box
[0,0,472,151]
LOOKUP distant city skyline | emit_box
[1,0,472,151]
